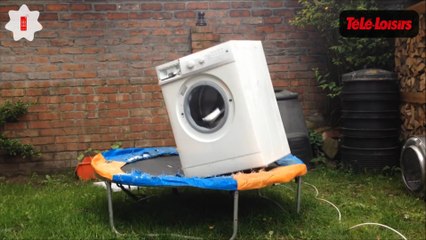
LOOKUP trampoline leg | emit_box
[230,191,239,240]
[105,181,120,235]
[295,177,302,214]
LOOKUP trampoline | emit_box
[91,147,307,239]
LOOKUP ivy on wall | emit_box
[0,101,39,159]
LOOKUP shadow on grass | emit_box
[88,186,303,239]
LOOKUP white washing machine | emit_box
[156,40,291,177]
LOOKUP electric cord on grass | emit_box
[303,181,408,240]
[145,233,203,240]
[304,182,342,222]
[258,189,290,213]
[349,223,407,240]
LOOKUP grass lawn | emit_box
[0,166,424,239]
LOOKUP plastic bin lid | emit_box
[275,89,298,100]
[342,69,396,82]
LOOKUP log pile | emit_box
[395,11,426,139]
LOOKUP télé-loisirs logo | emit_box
[340,10,419,38]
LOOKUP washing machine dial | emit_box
[186,60,195,70]
[197,58,205,65]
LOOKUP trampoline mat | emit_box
[92,147,307,191]
[121,155,183,176]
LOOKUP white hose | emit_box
[349,223,407,240]
[304,182,407,240]
[304,182,342,222]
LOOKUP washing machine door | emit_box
[179,75,234,136]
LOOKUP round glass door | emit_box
[184,82,229,133]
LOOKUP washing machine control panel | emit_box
[156,60,181,82]
[156,45,235,84]
[180,46,235,75]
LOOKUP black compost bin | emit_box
[341,69,400,171]
[275,89,313,166]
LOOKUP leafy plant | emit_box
[308,130,327,165]
[0,101,39,159]
[76,148,100,162]
[77,141,123,162]
[0,101,31,126]
[313,67,342,98]
[291,0,393,97]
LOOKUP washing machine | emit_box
[156,40,291,177]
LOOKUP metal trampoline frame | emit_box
[103,176,302,240]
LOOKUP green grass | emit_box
[0,167,424,240]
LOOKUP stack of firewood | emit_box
[395,12,426,138]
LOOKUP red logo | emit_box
[340,11,419,38]
[20,16,27,31]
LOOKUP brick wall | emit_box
[0,0,328,175]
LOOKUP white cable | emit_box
[146,233,203,240]
[258,190,289,213]
[349,223,408,240]
[304,182,342,222]
[304,182,407,239]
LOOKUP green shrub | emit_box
[0,101,39,159]
[291,0,393,97]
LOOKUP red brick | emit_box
[37,96,61,104]
[36,65,58,72]
[31,136,55,145]
[1,89,25,97]
[175,11,196,19]
[46,4,69,11]
[107,110,129,118]
[38,112,60,120]
[26,89,45,97]
[187,2,209,10]
[64,96,85,103]
[255,25,274,33]
[107,13,128,20]
[95,4,116,11]
[62,112,85,119]
[152,28,172,36]
[191,33,220,41]
[81,13,106,20]
[83,47,104,54]
[209,2,230,9]
[60,47,83,54]
[75,72,97,78]
[118,3,140,11]
[252,9,272,17]
[140,3,162,11]
[0,5,18,13]
[164,3,185,10]
[230,10,250,17]
[60,13,81,20]
[27,4,44,11]
[265,1,283,8]
[32,56,49,63]
[12,65,32,73]
[96,87,117,94]
[70,4,92,11]
[264,16,282,24]
[61,64,84,71]
[39,13,58,21]
[28,121,51,129]
[231,2,252,8]
[55,136,79,144]
[273,9,295,17]
[58,104,74,112]
[50,72,73,79]
[37,48,59,55]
